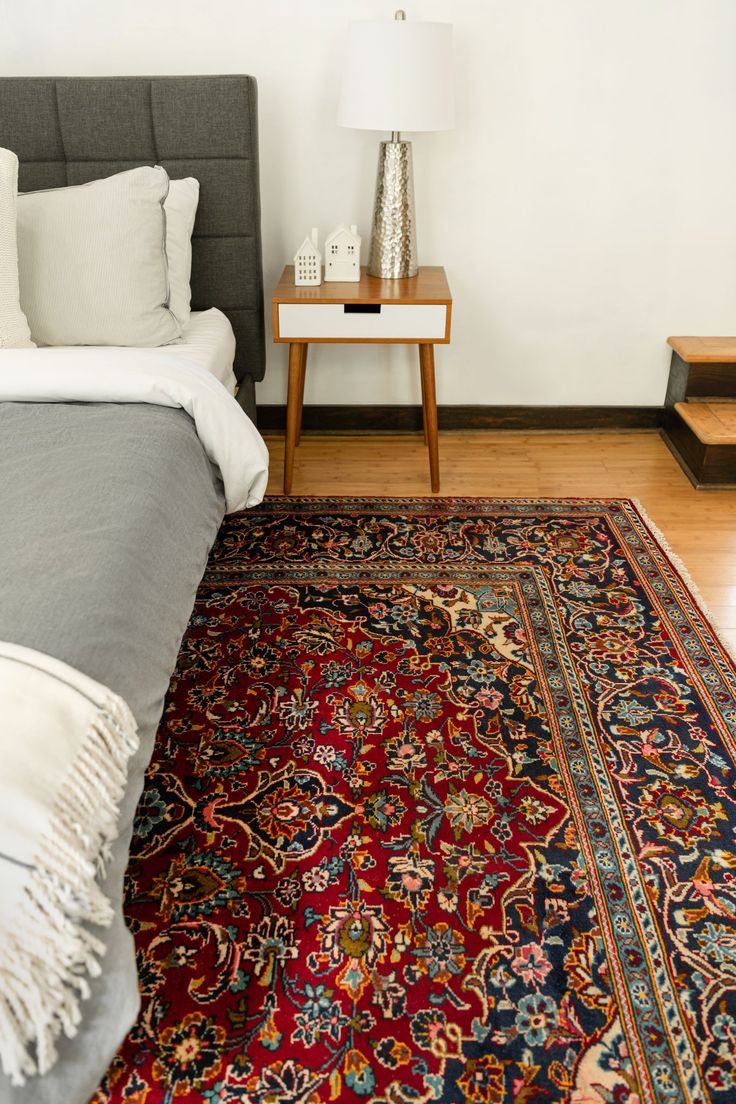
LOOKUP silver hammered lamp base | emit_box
[368,140,418,279]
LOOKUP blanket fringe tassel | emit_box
[0,696,138,1086]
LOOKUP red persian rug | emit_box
[92,498,736,1104]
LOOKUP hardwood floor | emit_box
[263,429,736,652]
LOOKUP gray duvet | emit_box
[0,401,226,1104]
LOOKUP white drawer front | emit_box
[278,303,447,340]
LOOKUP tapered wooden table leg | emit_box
[419,359,428,444]
[419,344,440,493]
[296,344,307,446]
[284,342,306,494]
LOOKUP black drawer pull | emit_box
[344,303,381,314]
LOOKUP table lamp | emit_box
[337,10,454,279]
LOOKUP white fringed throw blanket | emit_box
[0,642,138,1086]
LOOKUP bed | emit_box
[0,76,268,1104]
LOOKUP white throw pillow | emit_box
[166,177,199,328]
[0,149,34,348]
[17,166,181,347]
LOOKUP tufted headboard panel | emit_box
[0,75,266,411]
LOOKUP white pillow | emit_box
[166,177,199,328]
[0,149,34,348]
[17,165,181,348]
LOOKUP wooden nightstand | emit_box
[272,265,452,494]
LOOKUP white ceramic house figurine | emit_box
[324,224,361,282]
[294,228,322,286]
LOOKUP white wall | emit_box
[5,0,736,407]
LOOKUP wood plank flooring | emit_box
[263,429,736,653]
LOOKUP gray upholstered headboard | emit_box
[0,75,265,419]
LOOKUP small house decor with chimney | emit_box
[324,224,361,282]
[294,228,321,286]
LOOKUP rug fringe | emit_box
[0,696,138,1086]
[629,497,736,667]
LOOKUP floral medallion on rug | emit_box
[92,498,736,1104]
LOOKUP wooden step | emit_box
[675,401,736,444]
[662,402,736,487]
[668,336,736,363]
[665,337,736,405]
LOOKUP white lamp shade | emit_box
[337,18,454,133]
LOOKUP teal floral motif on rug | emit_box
[92,498,736,1104]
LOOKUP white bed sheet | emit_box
[9,308,238,395]
[173,308,237,394]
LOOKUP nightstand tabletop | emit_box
[273,265,451,305]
